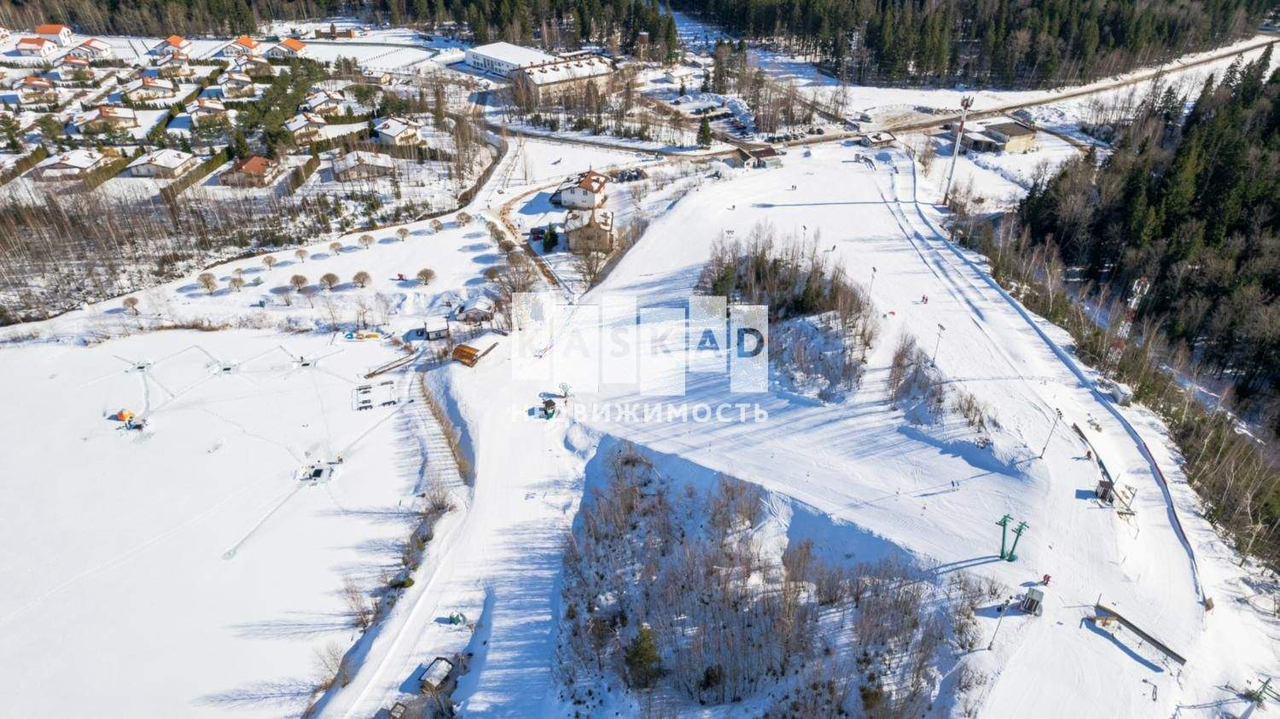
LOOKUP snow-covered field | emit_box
[0,331,438,718]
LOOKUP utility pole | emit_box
[944,96,974,206]
[1039,408,1063,459]
[1007,521,1029,562]
[869,266,877,296]
[931,323,946,366]
[987,599,1011,651]
[997,514,1012,559]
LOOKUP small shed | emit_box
[861,131,896,148]
[1110,382,1133,406]
[452,344,482,367]
[423,316,450,341]
[1096,478,1115,504]
[1021,587,1045,615]
[420,656,456,694]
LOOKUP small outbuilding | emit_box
[861,131,896,148]
[422,316,450,341]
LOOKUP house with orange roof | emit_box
[220,155,284,187]
[16,36,56,58]
[266,37,307,59]
[68,37,112,60]
[154,35,192,55]
[35,24,73,46]
[223,35,262,57]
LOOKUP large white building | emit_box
[464,42,555,77]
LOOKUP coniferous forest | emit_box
[0,0,681,54]
[675,0,1275,86]
[1021,47,1280,406]
[2,0,1274,89]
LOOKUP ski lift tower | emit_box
[944,96,975,206]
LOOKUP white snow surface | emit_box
[1,78,1277,719]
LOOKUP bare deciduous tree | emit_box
[290,274,308,292]
[320,273,339,290]
[417,268,436,285]
[198,272,217,294]
[353,271,371,288]
[359,234,374,250]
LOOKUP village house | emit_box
[35,24,73,46]
[464,42,555,77]
[15,37,56,58]
[455,295,495,323]
[552,170,608,209]
[511,55,613,105]
[362,70,393,86]
[128,148,199,179]
[55,54,91,70]
[154,35,192,55]
[68,37,112,60]
[734,146,783,169]
[32,149,111,181]
[18,75,57,104]
[217,71,256,98]
[313,24,357,40]
[72,104,138,133]
[223,35,262,57]
[220,155,284,187]
[186,98,227,123]
[266,37,307,59]
[124,76,177,102]
[332,150,395,182]
[155,53,194,78]
[302,89,345,115]
[232,54,273,77]
[374,117,423,146]
[564,207,614,253]
[285,112,326,144]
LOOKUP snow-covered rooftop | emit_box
[466,41,555,68]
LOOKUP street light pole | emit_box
[944,96,975,207]
[932,323,945,366]
[988,599,1011,651]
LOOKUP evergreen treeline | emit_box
[1021,47,1280,405]
[674,0,1274,87]
[0,0,679,58]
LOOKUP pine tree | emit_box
[624,626,662,690]
[697,117,712,147]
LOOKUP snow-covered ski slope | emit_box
[535,144,1276,716]
[2,133,1277,716]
